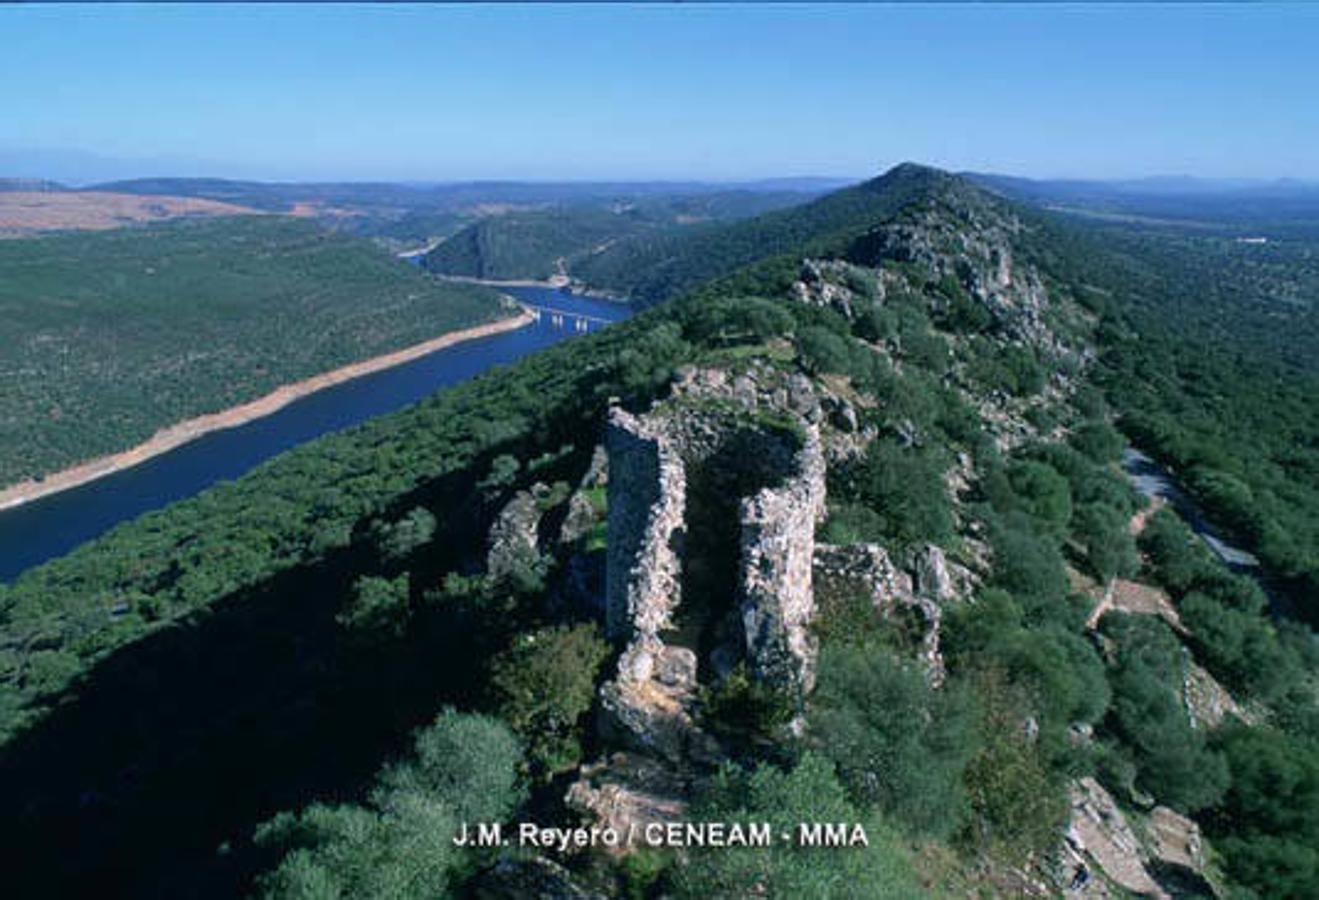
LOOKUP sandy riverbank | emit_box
[0,309,536,511]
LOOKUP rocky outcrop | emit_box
[1062,776,1220,899]
[471,856,605,899]
[1065,777,1168,899]
[914,543,957,602]
[791,259,878,319]
[1147,806,1206,875]
[558,491,601,547]
[844,195,1061,351]
[813,542,914,605]
[813,542,947,685]
[565,751,692,854]
[914,542,977,604]
[487,488,544,580]
[598,644,717,764]
[1184,659,1253,729]
[558,445,609,547]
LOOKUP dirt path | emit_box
[0,309,535,511]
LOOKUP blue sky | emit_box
[2,3,1316,183]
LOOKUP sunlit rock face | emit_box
[739,427,827,694]
[603,367,827,715]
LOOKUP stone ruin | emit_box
[600,370,828,761]
[564,364,976,848]
[567,368,832,841]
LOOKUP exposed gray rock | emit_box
[1066,776,1168,899]
[812,542,945,685]
[598,644,716,764]
[487,488,543,580]
[791,259,873,318]
[913,543,974,604]
[582,443,609,489]
[914,543,956,602]
[471,856,606,899]
[558,491,601,547]
[823,394,859,433]
[565,752,691,856]
[813,542,914,604]
[1148,806,1205,873]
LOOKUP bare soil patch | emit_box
[0,191,258,234]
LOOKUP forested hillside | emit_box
[420,191,818,282]
[1009,209,1319,623]
[567,163,973,304]
[2,166,1316,899]
[0,216,508,487]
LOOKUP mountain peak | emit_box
[856,162,986,209]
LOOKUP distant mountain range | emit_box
[965,171,1319,232]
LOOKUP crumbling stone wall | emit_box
[604,408,685,649]
[599,368,830,758]
[740,428,827,693]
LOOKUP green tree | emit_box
[1069,420,1124,464]
[797,326,855,376]
[671,753,922,898]
[809,645,977,838]
[375,710,524,822]
[337,573,411,642]
[254,711,523,899]
[1102,617,1229,812]
[1007,460,1073,536]
[372,507,437,563]
[682,296,794,347]
[844,439,954,549]
[1073,502,1139,582]
[489,623,612,776]
[962,671,1068,861]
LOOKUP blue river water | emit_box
[0,286,629,582]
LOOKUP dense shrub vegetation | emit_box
[1017,210,1319,623]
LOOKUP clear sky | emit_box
[2,3,1316,183]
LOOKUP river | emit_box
[0,286,629,582]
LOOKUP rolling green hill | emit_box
[420,190,820,282]
[0,216,508,486]
[422,206,653,280]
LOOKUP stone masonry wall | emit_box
[739,426,827,694]
[604,407,685,653]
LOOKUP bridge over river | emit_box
[520,302,615,331]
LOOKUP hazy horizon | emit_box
[3,4,1317,185]
[4,146,1318,193]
